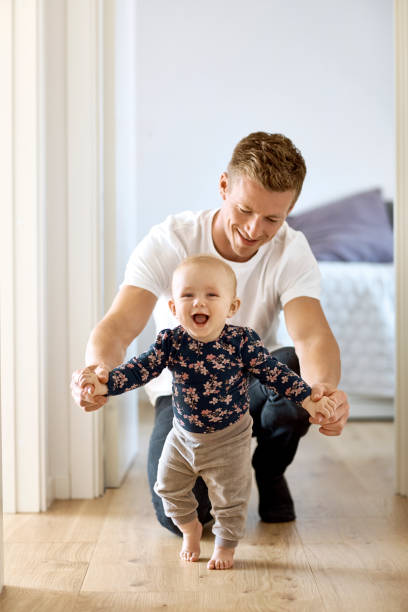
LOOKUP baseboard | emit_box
[54,476,71,499]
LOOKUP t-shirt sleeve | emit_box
[275,229,321,308]
[107,329,172,396]
[121,217,184,297]
[241,328,311,405]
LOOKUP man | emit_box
[71,132,349,532]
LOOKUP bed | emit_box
[279,188,395,419]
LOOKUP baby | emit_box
[79,255,335,570]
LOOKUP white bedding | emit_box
[278,262,395,400]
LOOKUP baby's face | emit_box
[169,262,240,343]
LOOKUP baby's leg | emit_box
[154,430,202,562]
[201,431,252,570]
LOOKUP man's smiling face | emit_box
[212,173,296,262]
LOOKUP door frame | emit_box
[395,0,408,495]
[0,0,104,513]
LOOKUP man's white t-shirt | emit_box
[122,209,321,405]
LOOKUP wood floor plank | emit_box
[81,536,201,592]
[73,590,323,611]
[3,491,113,543]
[4,542,94,592]
[287,423,401,521]
[0,587,77,612]
[299,528,408,612]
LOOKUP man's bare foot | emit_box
[207,545,235,570]
[177,518,202,562]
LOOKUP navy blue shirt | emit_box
[108,325,312,433]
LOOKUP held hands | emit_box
[302,395,336,421]
[308,383,350,436]
[70,364,110,412]
[78,369,108,398]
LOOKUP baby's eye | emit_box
[181,293,193,298]
[208,293,219,297]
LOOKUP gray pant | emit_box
[154,411,253,549]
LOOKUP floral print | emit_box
[107,325,311,433]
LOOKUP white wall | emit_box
[135,0,394,352]
[103,0,139,487]
[135,0,393,236]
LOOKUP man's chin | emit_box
[232,240,259,260]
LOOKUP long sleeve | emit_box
[107,329,172,396]
[241,328,311,405]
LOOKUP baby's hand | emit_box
[302,395,336,420]
[78,368,108,400]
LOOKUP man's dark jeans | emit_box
[146,346,310,536]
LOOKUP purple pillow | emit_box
[287,189,393,262]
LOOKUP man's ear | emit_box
[219,172,229,201]
[168,299,176,317]
[227,297,241,318]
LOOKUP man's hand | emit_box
[308,383,350,436]
[71,364,110,412]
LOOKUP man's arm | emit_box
[284,296,340,387]
[86,285,157,368]
[283,296,349,436]
[71,285,157,411]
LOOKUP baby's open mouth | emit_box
[192,314,209,325]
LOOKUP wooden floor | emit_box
[1,404,408,611]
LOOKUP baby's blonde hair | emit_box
[173,254,237,296]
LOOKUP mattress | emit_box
[278,262,395,399]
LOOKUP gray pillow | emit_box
[287,189,393,262]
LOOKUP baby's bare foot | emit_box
[207,545,235,570]
[178,518,202,562]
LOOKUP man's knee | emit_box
[256,346,310,436]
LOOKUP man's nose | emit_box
[245,215,263,238]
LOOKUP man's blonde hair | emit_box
[227,131,306,205]
[173,255,237,296]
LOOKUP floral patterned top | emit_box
[107,325,312,433]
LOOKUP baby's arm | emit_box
[242,328,336,420]
[78,368,108,399]
[301,395,336,420]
